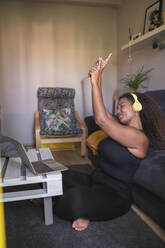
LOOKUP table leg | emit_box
[43,197,53,225]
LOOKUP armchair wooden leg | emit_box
[81,140,86,157]
[35,130,41,150]
[80,128,86,157]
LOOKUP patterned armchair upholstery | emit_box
[34,87,86,156]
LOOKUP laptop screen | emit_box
[1,136,36,174]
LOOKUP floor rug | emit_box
[4,164,165,248]
[4,200,165,248]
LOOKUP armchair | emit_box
[34,87,86,157]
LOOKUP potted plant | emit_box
[121,66,153,92]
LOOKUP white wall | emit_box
[0,0,118,144]
[117,0,165,94]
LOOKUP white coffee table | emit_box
[0,148,63,225]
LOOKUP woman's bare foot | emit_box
[72,218,90,231]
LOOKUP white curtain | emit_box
[0,0,117,144]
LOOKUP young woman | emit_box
[54,53,165,231]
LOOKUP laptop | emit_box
[2,136,68,175]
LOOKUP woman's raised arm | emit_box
[88,53,148,157]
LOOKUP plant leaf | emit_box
[121,66,153,91]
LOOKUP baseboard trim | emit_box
[132,204,165,243]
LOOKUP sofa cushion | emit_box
[145,90,165,114]
[84,116,100,136]
[133,149,165,201]
[87,130,108,155]
[133,184,165,229]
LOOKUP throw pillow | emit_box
[87,130,108,155]
[42,108,72,132]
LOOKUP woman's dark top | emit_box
[98,137,142,184]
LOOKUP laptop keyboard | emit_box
[26,149,38,162]
[32,161,53,173]
[39,148,54,160]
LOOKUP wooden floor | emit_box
[51,146,92,167]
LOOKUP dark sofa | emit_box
[85,89,165,230]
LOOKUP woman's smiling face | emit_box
[117,97,136,125]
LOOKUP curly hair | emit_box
[119,92,165,149]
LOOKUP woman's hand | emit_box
[97,52,112,72]
[88,53,112,84]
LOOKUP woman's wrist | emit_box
[91,78,99,86]
[91,82,101,90]
[91,73,101,84]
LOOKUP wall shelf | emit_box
[121,24,165,51]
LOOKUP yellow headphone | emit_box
[131,93,142,112]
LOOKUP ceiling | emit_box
[24,0,123,8]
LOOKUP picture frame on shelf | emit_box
[143,0,163,34]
